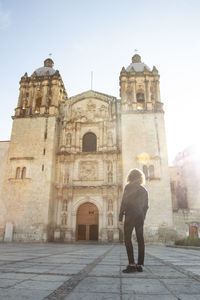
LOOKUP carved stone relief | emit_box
[79,161,98,180]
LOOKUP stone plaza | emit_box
[0,243,200,299]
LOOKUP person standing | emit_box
[119,168,149,273]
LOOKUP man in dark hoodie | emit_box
[119,168,149,273]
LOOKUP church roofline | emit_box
[69,89,117,104]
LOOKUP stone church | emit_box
[0,54,173,242]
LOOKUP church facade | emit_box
[0,54,173,242]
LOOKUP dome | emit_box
[32,58,56,76]
[126,54,151,72]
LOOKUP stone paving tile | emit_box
[0,279,20,288]
[0,272,36,280]
[14,279,63,291]
[146,265,186,277]
[176,295,200,300]
[31,274,71,282]
[160,278,200,295]
[64,292,121,300]
[89,264,120,276]
[1,244,200,300]
[0,287,52,300]
[73,277,120,293]
[122,295,177,300]
[50,263,87,274]
[122,278,170,294]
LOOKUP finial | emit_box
[132,54,141,63]
[44,58,54,68]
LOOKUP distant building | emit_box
[0,54,173,242]
[170,145,200,237]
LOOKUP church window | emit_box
[136,93,145,102]
[43,148,46,155]
[35,96,42,113]
[136,93,145,110]
[143,165,148,179]
[21,167,26,179]
[16,167,20,179]
[149,165,155,179]
[42,164,44,171]
[82,132,97,152]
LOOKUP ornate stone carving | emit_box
[79,161,98,180]
[61,213,67,225]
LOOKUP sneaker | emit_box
[122,265,137,273]
[136,265,143,272]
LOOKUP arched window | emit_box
[136,93,145,110]
[35,96,42,113]
[21,167,26,179]
[149,165,155,179]
[143,165,148,179]
[16,167,20,179]
[82,132,97,152]
[136,93,145,102]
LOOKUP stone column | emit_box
[155,79,161,102]
[145,79,150,102]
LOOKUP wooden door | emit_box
[77,202,98,241]
[189,226,198,237]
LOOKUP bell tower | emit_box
[15,58,67,117]
[2,59,68,241]
[120,54,173,232]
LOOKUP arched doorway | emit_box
[76,202,98,241]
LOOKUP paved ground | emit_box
[0,243,200,299]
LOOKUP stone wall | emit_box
[0,141,9,240]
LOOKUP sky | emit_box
[0,0,200,164]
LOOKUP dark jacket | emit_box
[119,182,149,223]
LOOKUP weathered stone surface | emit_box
[0,244,199,299]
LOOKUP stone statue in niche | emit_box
[107,161,113,183]
[61,213,67,225]
[108,199,113,211]
[65,172,69,184]
[107,132,113,147]
[108,214,113,226]
[107,161,112,171]
[62,200,67,211]
[66,133,72,146]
